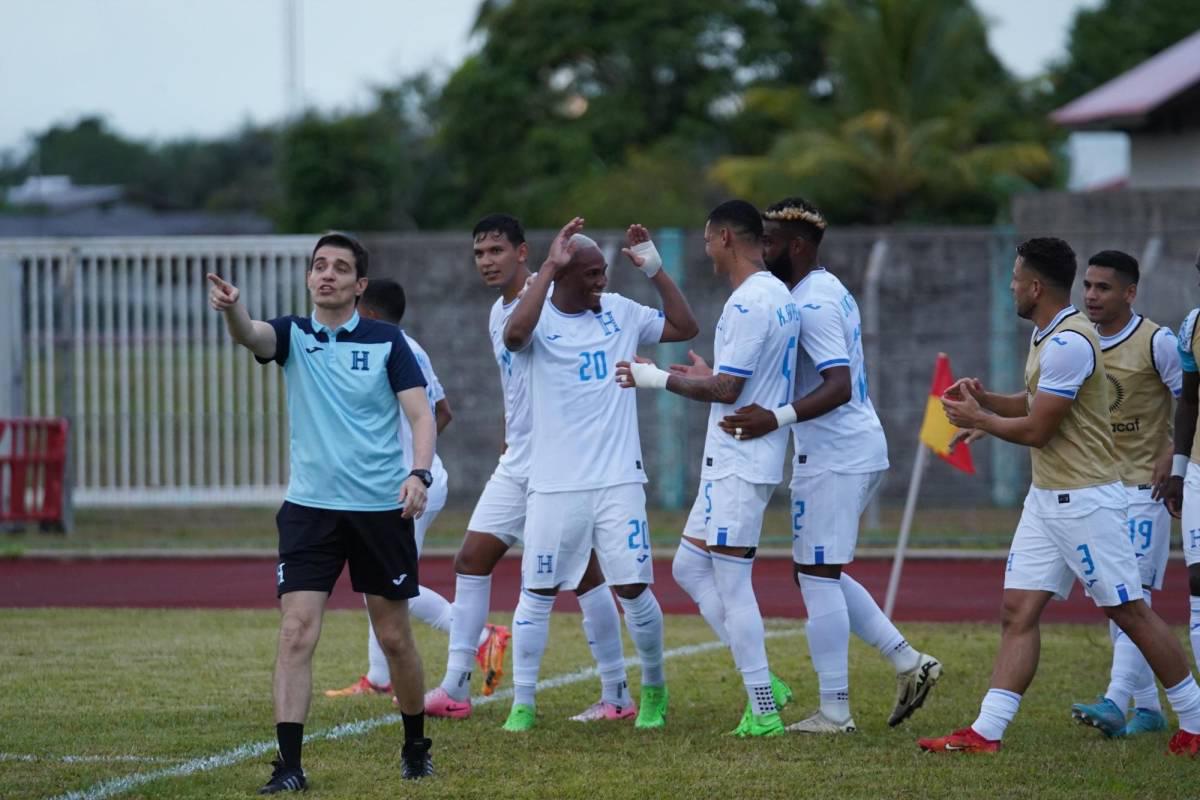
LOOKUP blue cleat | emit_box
[1119,708,1167,737]
[1071,697,1126,738]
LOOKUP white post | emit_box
[884,442,929,619]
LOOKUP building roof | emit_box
[1051,29,1200,129]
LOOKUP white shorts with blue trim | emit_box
[522,483,653,591]
[465,468,526,547]
[1124,484,1171,590]
[1181,463,1200,567]
[682,476,774,548]
[789,470,885,565]
[1004,499,1143,607]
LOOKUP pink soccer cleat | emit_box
[422,687,473,719]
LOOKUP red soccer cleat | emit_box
[477,623,512,697]
[1169,729,1200,756]
[918,726,1001,754]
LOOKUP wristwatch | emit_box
[408,469,433,488]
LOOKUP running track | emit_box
[0,556,1191,623]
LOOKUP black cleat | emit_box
[401,737,434,780]
[258,758,307,794]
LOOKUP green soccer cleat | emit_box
[770,672,794,710]
[502,703,537,733]
[734,711,785,738]
[635,685,669,730]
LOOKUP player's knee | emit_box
[1189,564,1200,597]
[612,583,647,600]
[277,613,319,657]
[454,548,486,576]
[999,597,1040,633]
[373,625,413,660]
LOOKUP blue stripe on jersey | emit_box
[718,365,754,377]
[1039,386,1077,399]
[814,358,850,371]
[1116,583,1129,603]
[716,527,729,546]
[814,545,825,565]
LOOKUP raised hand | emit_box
[207,273,240,311]
[669,350,712,380]
[545,217,586,272]
[943,377,984,401]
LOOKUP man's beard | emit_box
[766,250,792,284]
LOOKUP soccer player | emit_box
[423,214,632,721]
[324,277,462,701]
[207,232,436,791]
[500,216,699,732]
[1164,246,1200,689]
[1069,250,1180,737]
[718,197,941,733]
[922,237,1200,756]
[616,200,800,737]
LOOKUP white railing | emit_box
[0,237,316,507]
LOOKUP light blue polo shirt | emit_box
[257,310,427,511]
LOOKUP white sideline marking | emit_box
[48,629,799,800]
[1,754,183,765]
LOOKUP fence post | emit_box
[989,225,1021,507]
[654,228,687,511]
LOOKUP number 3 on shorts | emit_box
[1076,543,1096,576]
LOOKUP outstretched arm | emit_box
[622,224,698,343]
[615,351,745,405]
[503,217,583,351]
[207,273,275,359]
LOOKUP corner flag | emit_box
[918,353,975,475]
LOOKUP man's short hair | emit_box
[1017,237,1076,292]
[1088,249,1139,285]
[312,231,369,279]
[707,200,764,241]
[360,278,406,324]
[473,213,526,246]
[763,196,828,246]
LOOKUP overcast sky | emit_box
[1,0,1100,155]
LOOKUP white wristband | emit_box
[1172,454,1190,478]
[772,404,798,428]
[629,361,669,389]
[630,240,662,278]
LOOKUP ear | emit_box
[517,242,529,263]
[355,276,368,296]
[1125,281,1138,304]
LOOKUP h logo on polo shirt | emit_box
[350,350,370,371]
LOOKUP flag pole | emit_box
[884,441,929,619]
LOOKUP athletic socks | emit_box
[276,722,303,769]
[671,539,730,644]
[1165,675,1200,735]
[440,573,492,701]
[619,589,666,688]
[972,688,1021,741]
[798,572,851,721]
[409,585,453,633]
[577,583,629,703]
[1107,593,1156,712]
[366,617,392,688]
[840,572,920,673]
[511,589,555,709]
[711,552,774,714]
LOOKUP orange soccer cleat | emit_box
[323,675,391,698]
[918,726,1001,754]
[477,623,512,696]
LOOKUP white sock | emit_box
[619,589,666,688]
[712,552,774,714]
[798,572,850,721]
[577,583,628,704]
[440,573,491,700]
[840,572,920,673]
[972,688,1021,741]
[1190,596,1200,675]
[1108,592,1156,712]
[671,540,729,644]
[409,584,453,633]
[511,589,555,709]
[366,616,392,688]
[1165,676,1200,734]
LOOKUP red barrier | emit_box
[0,418,69,528]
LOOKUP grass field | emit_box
[1,505,1031,554]
[2,610,1196,800]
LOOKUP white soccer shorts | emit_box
[465,468,527,547]
[682,476,774,548]
[789,470,885,565]
[1124,484,1171,590]
[1004,501,1143,607]
[1181,463,1200,567]
[413,469,449,556]
[522,483,653,591]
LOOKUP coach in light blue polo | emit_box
[206,230,438,790]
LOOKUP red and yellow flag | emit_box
[918,353,975,474]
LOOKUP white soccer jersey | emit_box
[398,332,446,482]
[488,296,534,479]
[789,269,889,476]
[524,293,665,493]
[701,271,800,484]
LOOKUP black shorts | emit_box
[275,501,419,600]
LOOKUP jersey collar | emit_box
[1033,305,1078,345]
[1096,313,1142,351]
[311,309,361,337]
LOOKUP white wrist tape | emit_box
[630,361,669,389]
[1172,454,1190,478]
[772,404,798,428]
[630,240,662,278]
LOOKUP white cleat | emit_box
[785,710,857,734]
[888,653,942,727]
